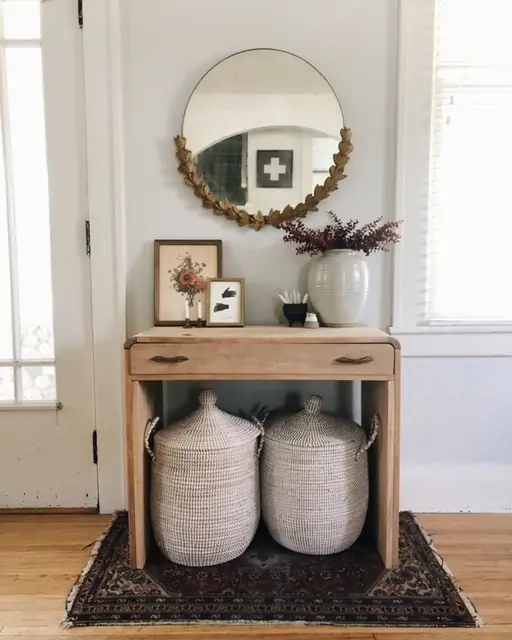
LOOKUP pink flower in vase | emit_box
[196,279,207,294]
[179,271,197,287]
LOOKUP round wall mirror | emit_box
[175,49,353,231]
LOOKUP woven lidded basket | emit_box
[260,395,378,555]
[145,389,262,567]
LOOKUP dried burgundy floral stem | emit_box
[280,211,402,257]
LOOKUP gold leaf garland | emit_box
[174,128,353,231]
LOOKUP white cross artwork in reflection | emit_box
[263,156,287,181]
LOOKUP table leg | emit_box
[125,370,161,568]
[362,377,401,569]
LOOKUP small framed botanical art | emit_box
[206,278,245,327]
[154,240,222,326]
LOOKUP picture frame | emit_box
[206,278,245,327]
[154,240,222,326]
[256,150,294,189]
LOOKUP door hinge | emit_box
[92,430,98,465]
[78,0,83,29]
[85,220,91,256]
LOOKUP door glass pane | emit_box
[0,367,15,402]
[3,0,40,39]
[21,365,56,401]
[5,47,54,360]
[0,128,13,359]
[21,325,54,360]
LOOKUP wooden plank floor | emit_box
[0,514,511,639]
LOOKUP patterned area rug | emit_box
[64,512,481,628]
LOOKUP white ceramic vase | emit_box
[307,249,369,326]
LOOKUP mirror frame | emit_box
[174,128,353,231]
[174,49,353,231]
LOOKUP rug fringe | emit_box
[412,514,484,628]
[62,617,482,630]
[62,511,120,629]
[62,618,479,629]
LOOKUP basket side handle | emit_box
[144,416,161,461]
[355,414,380,462]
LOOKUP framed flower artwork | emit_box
[154,240,222,326]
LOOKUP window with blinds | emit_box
[425,0,512,324]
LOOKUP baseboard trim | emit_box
[401,463,512,513]
[0,507,99,515]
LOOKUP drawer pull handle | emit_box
[334,355,373,365]
[150,355,189,364]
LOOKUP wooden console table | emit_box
[124,325,401,570]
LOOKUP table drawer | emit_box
[130,343,394,377]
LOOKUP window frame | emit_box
[390,0,512,355]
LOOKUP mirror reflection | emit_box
[183,49,343,214]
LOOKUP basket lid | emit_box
[266,395,362,448]
[155,389,260,451]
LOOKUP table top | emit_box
[125,325,399,348]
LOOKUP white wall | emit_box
[400,356,512,512]
[119,0,511,512]
[123,0,395,334]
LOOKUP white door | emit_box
[0,0,97,508]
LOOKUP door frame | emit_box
[82,0,127,513]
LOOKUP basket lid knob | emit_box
[304,395,322,414]
[198,389,217,407]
